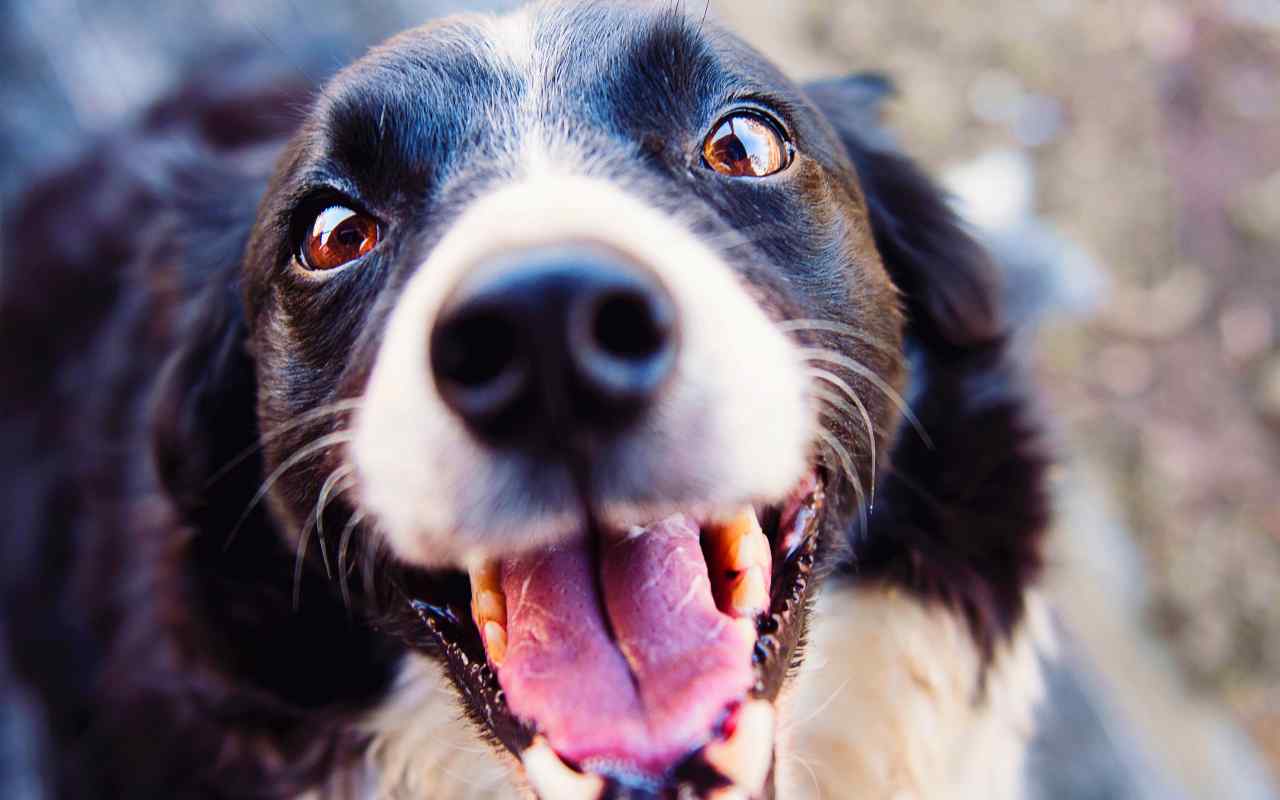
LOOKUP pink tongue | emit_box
[497,515,755,778]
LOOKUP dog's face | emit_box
[240,2,905,796]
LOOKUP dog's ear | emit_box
[150,189,261,517]
[806,76,1050,664]
[804,74,1003,352]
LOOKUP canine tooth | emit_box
[707,509,772,618]
[522,736,605,800]
[709,509,772,573]
[469,561,508,667]
[704,701,775,797]
[482,620,508,667]
[474,589,506,624]
[469,559,502,596]
[728,566,769,618]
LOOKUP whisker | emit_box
[815,428,869,538]
[816,405,866,492]
[225,430,354,550]
[338,509,368,612]
[801,347,933,449]
[318,479,356,581]
[782,752,825,800]
[362,531,385,606]
[814,407,875,511]
[782,677,851,733]
[203,398,362,488]
[780,318,899,356]
[293,473,356,610]
[293,519,312,610]
[809,381,878,505]
[314,465,356,578]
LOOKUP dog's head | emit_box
[164,2,1001,797]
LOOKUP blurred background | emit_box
[2,1,1277,797]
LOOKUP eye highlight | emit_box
[702,111,793,178]
[300,205,379,271]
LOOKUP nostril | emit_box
[592,289,671,362]
[435,310,518,389]
[431,308,529,432]
[572,280,677,410]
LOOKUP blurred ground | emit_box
[2,0,1278,796]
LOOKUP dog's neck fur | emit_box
[311,584,1050,800]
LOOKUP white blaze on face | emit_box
[351,173,813,568]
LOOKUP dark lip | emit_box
[397,478,827,797]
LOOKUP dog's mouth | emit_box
[402,472,826,799]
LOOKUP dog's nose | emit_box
[430,246,678,446]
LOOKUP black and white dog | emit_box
[0,2,1052,797]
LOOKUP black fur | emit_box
[0,57,398,798]
[805,76,1050,664]
[1,9,1050,797]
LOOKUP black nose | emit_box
[430,246,678,447]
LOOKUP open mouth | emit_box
[402,472,826,798]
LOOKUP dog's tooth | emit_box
[482,620,508,667]
[728,566,769,618]
[469,559,502,596]
[741,530,772,574]
[704,700,775,797]
[474,589,506,625]
[707,509,772,618]
[522,737,605,800]
[469,560,508,667]
[717,509,771,573]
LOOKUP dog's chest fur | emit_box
[314,585,1050,800]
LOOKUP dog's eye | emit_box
[301,205,379,271]
[703,111,792,178]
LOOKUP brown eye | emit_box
[301,205,379,271]
[703,112,792,178]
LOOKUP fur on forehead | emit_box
[303,2,836,186]
[242,0,898,345]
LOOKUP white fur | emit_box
[479,6,537,77]
[299,656,523,800]
[778,586,1053,800]
[351,172,813,568]
[320,586,1051,799]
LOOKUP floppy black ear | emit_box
[145,55,318,514]
[151,267,258,516]
[150,180,263,520]
[805,75,1003,353]
[805,75,1051,666]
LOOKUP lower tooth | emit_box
[704,701,775,797]
[522,737,605,800]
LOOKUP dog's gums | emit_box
[406,475,824,796]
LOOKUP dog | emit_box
[0,2,1052,797]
